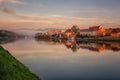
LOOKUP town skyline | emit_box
[0,0,120,30]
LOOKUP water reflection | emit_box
[1,37,120,80]
[0,37,18,44]
[1,36,120,52]
[36,39,120,52]
[0,36,29,44]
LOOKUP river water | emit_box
[1,37,120,80]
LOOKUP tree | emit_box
[71,25,80,33]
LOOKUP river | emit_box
[1,37,120,80]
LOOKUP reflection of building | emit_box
[77,42,120,52]
[63,40,79,52]
[89,43,106,52]
[80,26,106,37]
[110,43,120,51]
[78,43,106,52]
[64,40,74,48]
[36,38,120,52]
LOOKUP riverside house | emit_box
[80,26,106,37]
[47,29,60,35]
[111,28,120,38]
[63,29,75,39]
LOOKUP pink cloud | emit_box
[0,7,16,14]
[0,0,27,5]
[0,8,120,29]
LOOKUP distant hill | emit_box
[0,30,23,44]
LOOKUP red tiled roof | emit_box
[47,29,60,34]
[65,29,73,33]
[80,26,103,32]
[89,26,101,30]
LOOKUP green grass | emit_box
[0,46,40,80]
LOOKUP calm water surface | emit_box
[1,37,120,80]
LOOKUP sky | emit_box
[0,0,120,29]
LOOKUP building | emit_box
[111,28,120,38]
[106,28,113,36]
[47,29,60,35]
[80,29,96,37]
[80,26,106,37]
[64,29,75,38]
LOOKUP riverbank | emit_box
[75,37,120,42]
[0,46,40,80]
[36,35,120,43]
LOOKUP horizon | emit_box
[0,0,120,30]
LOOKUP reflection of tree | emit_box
[0,39,16,44]
[63,40,79,52]
[71,43,79,52]
[0,30,23,44]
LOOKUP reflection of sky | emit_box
[0,0,120,29]
[2,38,120,80]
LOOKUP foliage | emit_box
[71,25,79,33]
[0,46,40,80]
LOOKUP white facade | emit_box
[80,30,96,36]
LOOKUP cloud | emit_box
[0,7,37,20]
[101,22,120,27]
[0,7,67,21]
[0,7,120,29]
[69,9,107,14]
[0,7,16,14]
[0,0,27,5]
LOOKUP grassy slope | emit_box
[0,46,40,80]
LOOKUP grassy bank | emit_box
[0,46,40,80]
